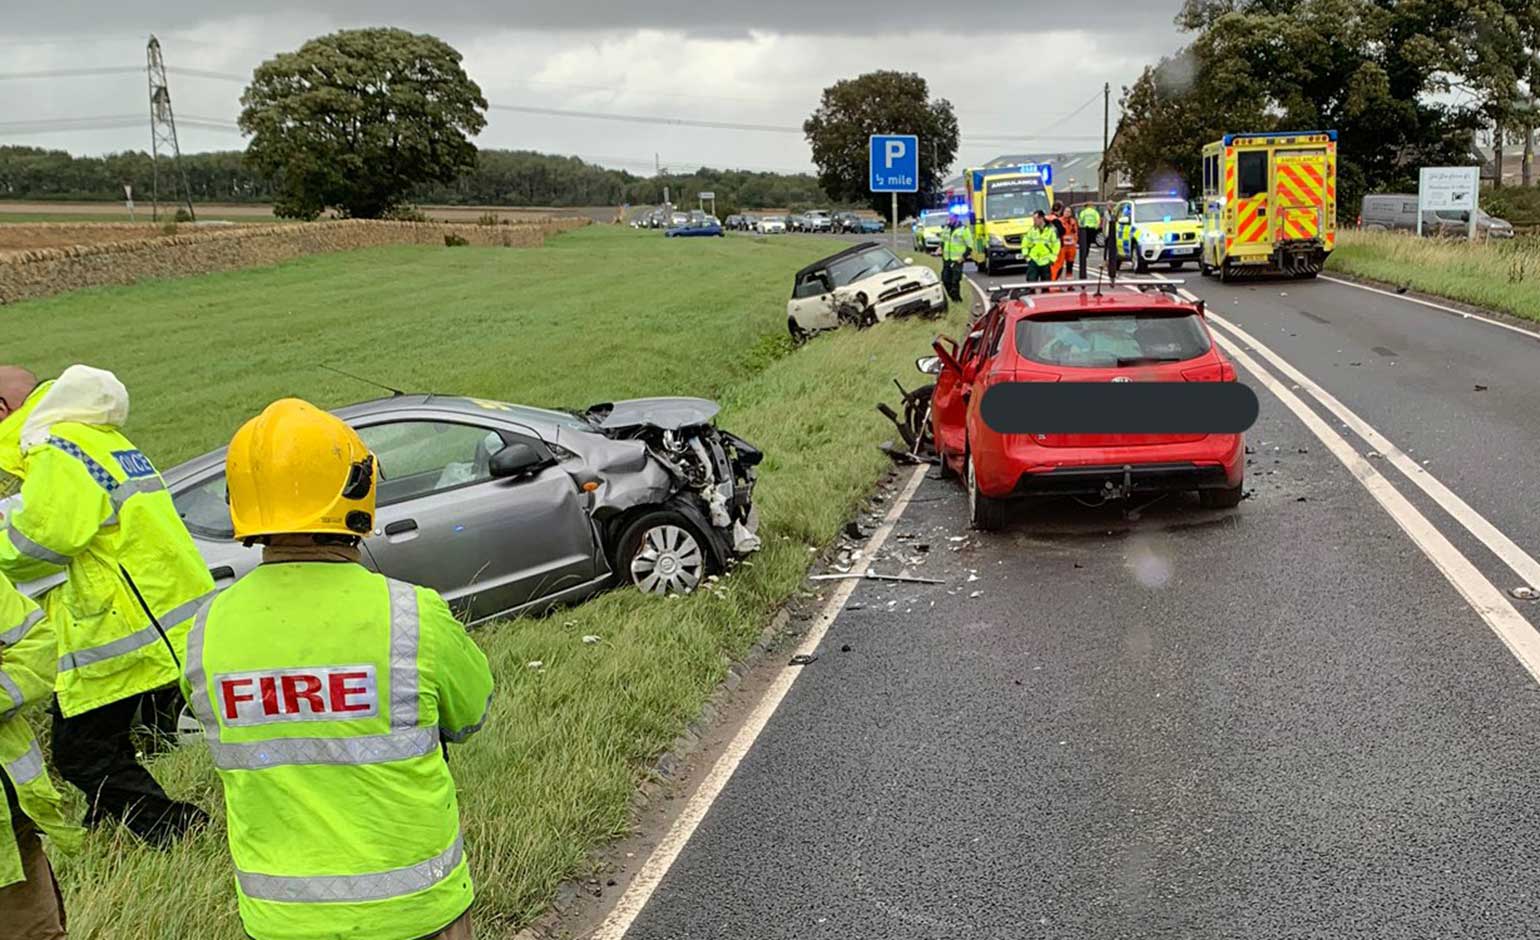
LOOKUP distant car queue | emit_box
[630,207,886,235]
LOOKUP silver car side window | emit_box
[357,421,505,507]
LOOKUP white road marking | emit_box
[1318,274,1540,341]
[1211,332,1540,683]
[1098,261,1540,592]
[1207,313,1540,592]
[589,464,930,940]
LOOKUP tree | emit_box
[1114,0,1479,213]
[239,28,487,219]
[803,71,958,219]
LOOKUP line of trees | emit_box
[1109,0,1539,213]
[0,145,831,212]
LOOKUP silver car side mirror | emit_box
[916,356,942,375]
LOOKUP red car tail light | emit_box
[1181,358,1236,382]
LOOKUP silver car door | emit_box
[168,468,262,590]
[356,419,598,623]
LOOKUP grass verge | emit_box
[6,225,959,938]
[1327,229,1540,323]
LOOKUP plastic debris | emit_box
[526,661,544,670]
[810,572,943,584]
[788,654,818,666]
[582,635,601,645]
[1512,587,1539,601]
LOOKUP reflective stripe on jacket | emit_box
[940,226,973,261]
[1,573,83,888]
[0,382,216,717]
[1023,225,1061,265]
[183,562,494,940]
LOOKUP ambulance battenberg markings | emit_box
[1274,161,1325,241]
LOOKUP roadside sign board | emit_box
[1418,166,1479,239]
[869,135,919,192]
[699,191,715,200]
[870,134,918,248]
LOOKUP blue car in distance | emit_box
[854,218,886,234]
[666,217,724,237]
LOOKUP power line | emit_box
[0,67,143,81]
[486,102,803,134]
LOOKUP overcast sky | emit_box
[2,1,1189,177]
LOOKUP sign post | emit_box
[869,134,919,251]
[1417,166,1480,241]
[123,183,135,222]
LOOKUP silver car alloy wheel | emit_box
[630,524,705,595]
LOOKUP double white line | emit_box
[1067,264,1540,682]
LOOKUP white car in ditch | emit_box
[785,242,947,341]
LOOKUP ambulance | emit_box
[961,164,1054,275]
[1199,131,1337,280]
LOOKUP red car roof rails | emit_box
[987,279,1206,316]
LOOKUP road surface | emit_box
[594,256,1540,939]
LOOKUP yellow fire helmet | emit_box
[226,397,377,541]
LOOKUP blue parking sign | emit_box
[869,135,919,193]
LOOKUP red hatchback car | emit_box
[929,280,1245,529]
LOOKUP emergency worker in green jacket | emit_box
[0,363,212,844]
[183,397,494,940]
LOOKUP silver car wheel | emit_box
[630,524,705,595]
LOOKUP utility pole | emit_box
[146,36,195,222]
[1100,82,1110,201]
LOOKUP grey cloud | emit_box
[18,0,1183,39]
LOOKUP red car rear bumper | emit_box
[974,433,1244,498]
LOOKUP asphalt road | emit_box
[604,256,1540,939]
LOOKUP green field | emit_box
[5,226,959,938]
[1327,229,1540,323]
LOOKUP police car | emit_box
[1112,192,1204,272]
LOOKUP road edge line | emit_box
[589,463,930,939]
[1318,274,1540,341]
[1207,312,1540,591]
[1211,332,1540,684]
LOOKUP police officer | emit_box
[1,570,82,939]
[183,398,494,940]
[0,363,212,844]
[1022,210,1060,283]
[939,213,973,302]
[1076,202,1103,279]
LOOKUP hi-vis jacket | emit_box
[1023,225,1062,266]
[0,368,215,717]
[1,572,83,888]
[940,225,974,262]
[183,562,494,940]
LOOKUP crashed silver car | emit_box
[94,394,762,621]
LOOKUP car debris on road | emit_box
[809,572,944,584]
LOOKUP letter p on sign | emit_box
[869,135,918,193]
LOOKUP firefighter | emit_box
[1076,202,1103,279]
[182,398,494,940]
[1,570,82,940]
[1022,211,1060,282]
[939,213,973,302]
[0,364,212,845]
[1051,203,1078,281]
